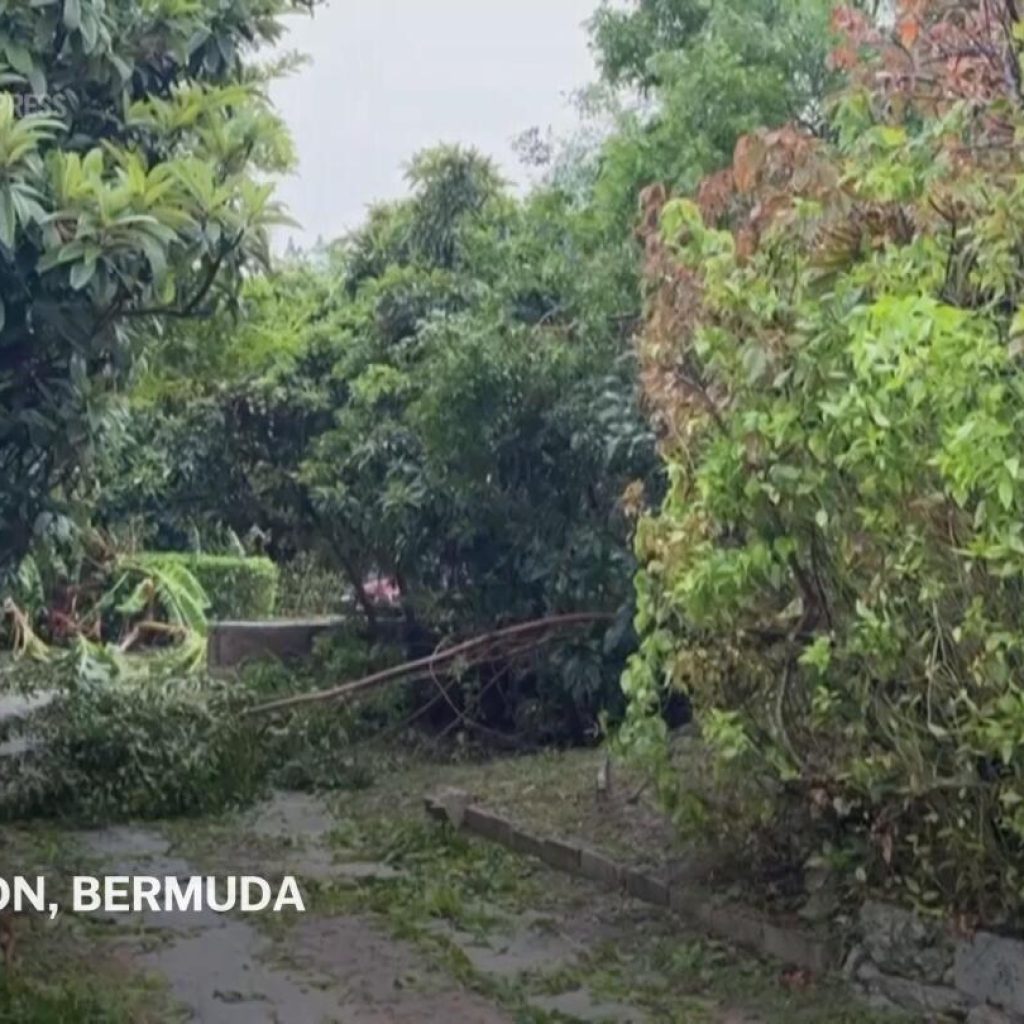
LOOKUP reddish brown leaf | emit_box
[733,134,765,194]
[897,16,920,48]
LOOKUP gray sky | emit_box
[270,0,600,249]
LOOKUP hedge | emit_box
[136,553,279,622]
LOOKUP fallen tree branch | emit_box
[245,613,613,718]
[428,646,529,750]
[371,632,567,746]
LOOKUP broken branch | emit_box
[244,613,613,717]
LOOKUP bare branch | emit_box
[245,613,614,717]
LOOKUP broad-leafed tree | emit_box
[0,0,315,579]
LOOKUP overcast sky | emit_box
[269,0,600,249]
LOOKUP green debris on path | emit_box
[0,750,914,1023]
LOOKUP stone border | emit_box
[423,788,839,975]
[424,788,1024,1023]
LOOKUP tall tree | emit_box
[582,0,838,234]
[102,144,658,732]
[0,0,313,581]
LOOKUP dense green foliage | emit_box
[101,145,659,731]
[0,0,308,583]
[583,0,837,239]
[0,674,263,822]
[136,552,279,621]
[90,0,850,736]
[0,628,383,821]
[624,0,1024,923]
[16,0,1024,936]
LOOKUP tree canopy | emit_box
[100,143,658,733]
[0,0,311,580]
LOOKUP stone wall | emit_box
[424,789,840,975]
[207,615,406,674]
[849,902,1024,1022]
[208,617,351,674]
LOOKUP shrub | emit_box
[624,3,1024,924]
[0,676,266,823]
[0,636,382,823]
[276,553,351,617]
[136,553,279,622]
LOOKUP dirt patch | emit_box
[63,796,517,1023]
[290,915,512,1023]
[530,989,649,1022]
[349,743,727,885]
[423,748,681,870]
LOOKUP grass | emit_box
[0,824,180,1023]
[0,972,175,1024]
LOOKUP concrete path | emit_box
[72,797,516,1024]
[55,786,898,1024]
